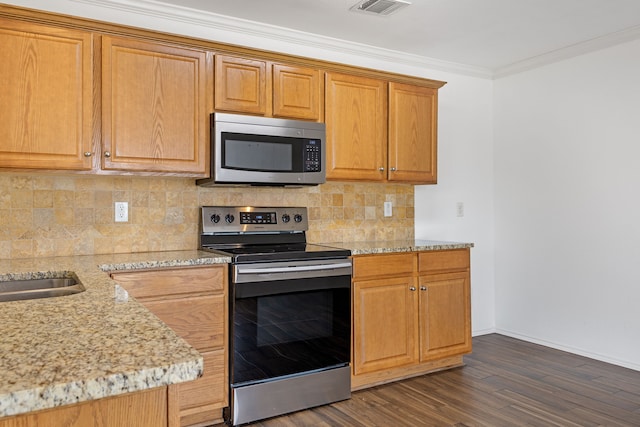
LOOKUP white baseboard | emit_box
[472,327,496,337]
[495,328,640,372]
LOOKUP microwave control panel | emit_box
[304,140,321,172]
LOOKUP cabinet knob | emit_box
[409,286,416,291]
[420,286,427,291]
[83,152,92,157]
[390,167,397,172]
[104,151,111,158]
[379,167,385,172]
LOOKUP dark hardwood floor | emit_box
[218,334,640,426]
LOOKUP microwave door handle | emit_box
[237,262,352,275]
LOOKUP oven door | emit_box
[230,259,352,387]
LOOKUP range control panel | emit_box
[200,206,308,234]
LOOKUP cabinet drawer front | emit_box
[112,266,226,299]
[143,294,225,350]
[179,349,226,412]
[353,253,415,279]
[418,249,469,273]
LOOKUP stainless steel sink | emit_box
[0,276,86,302]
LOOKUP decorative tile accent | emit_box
[0,174,414,259]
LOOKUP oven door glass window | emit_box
[232,276,350,386]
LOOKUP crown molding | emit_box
[12,0,639,80]
[494,24,640,79]
[68,0,493,79]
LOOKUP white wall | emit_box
[494,39,640,370]
[414,74,496,335]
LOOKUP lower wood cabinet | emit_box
[111,265,228,427]
[351,249,471,389]
[0,387,174,427]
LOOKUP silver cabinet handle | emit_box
[104,151,111,158]
[83,152,92,157]
[390,167,397,171]
[420,286,427,291]
[379,167,385,172]
[409,286,416,291]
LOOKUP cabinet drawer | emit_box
[418,249,469,273]
[142,294,225,350]
[179,349,226,413]
[112,266,226,299]
[353,253,415,279]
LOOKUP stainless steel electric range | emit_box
[199,206,352,426]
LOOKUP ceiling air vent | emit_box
[349,0,411,16]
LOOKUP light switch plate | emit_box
[384,201,392,217]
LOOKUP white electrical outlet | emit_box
[384,201,393,217]
[115,202,128,222]
[456,202,464,217]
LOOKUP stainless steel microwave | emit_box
[196,113,326,187]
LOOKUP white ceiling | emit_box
[143,0,640,77]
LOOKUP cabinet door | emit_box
[215,54,267,115]
[325,72,387,181]
[353,276,418,374]
[0,19,94,170]
[419,271,471,361]
[272,64,321,120]
[388,82,438,183]
[178,349,227,427]
[102,36,211,175]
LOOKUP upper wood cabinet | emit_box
[325,72,388,181]
[0,8,445,179]
[389,82,438,184]
[102,36,212,175]
[272,63,321,120]
[214,54,322,121]
[214,55,266,115]
[0,18,95,170]
[325,73,440,184]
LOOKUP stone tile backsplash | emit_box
[0,174,414,259]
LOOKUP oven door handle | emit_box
[237,262,352,275]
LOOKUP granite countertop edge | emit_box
[325,239,475,256]
[0,250,231,418]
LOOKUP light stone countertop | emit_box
[0,250,230,418]
[324,239,474,256]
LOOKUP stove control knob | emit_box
[281,214,290,223]
[294,214,303,223]
[210,214,221,224]
[225,214,235,224]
